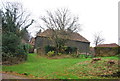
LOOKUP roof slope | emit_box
[37,29,90,43]
[29,37,35,46]
[96,43,119,47]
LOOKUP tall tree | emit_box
[2,2,34,41]
[39,8,81,53]
[2,2,34,63]
[93,32,105,46]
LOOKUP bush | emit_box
[45,45,55,54]
[58,52,62,56]
[2,32,21,54]
[2,32,22,62]
[44,45,77,56]
[2,52,14,62]
[71,54,79,58]
[64,46,77,54]
[23,43,32,53]
[47,51,55,57]
[28,44,34,53]
[2,32,28,63]
[15,43,28,61]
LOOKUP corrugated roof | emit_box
[37,29,90,43]
[96,43,119,47]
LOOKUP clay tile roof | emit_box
[37,29,90,43]
[70,32,89,42]
[96,43,119,47]
[37,29,53,37]
[29,37,35,46]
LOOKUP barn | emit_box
[34,29,90,55]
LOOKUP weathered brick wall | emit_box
[35,36,54,49]
[66,40,90,53]
[35,36,90,55]
[35,37,53,55]
[94,47,120,57]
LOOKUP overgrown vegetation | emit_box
[2,53,119,79]
[45,45,56,54]
[45,45,77,56]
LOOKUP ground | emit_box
[2,53,119,79]
[1,73,28,79]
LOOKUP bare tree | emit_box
[41,8,80,31]
[39,8,81,53]
[93,32,105,46]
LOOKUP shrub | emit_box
[2,32,28,63]
[2,43,28,64]
[47,51,55,57]
[23,43,32,53]
[2,52,14,62]
[45,45,77,55]
[29,44,34,53]
[65,47,77,54]
[2,32,21,54]
[58,52,62,56]
[15,43,28,61]
[71,54,79,58]
[45,45,55,53]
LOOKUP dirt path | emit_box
[1,73,29,79]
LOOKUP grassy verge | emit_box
[2,53,119,79]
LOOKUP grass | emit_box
[2,53,119,79]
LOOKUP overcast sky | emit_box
[1,0,120,46]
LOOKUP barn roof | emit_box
[29,37,35,46]
[37,29,90,43]
[96,43,119,47]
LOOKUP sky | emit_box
[1,0,120,46]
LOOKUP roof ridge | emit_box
[96,43,119,47]
[37,29,90,43]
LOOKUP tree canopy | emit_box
[2,2,34,63]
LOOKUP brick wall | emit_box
[94,47,120,56]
